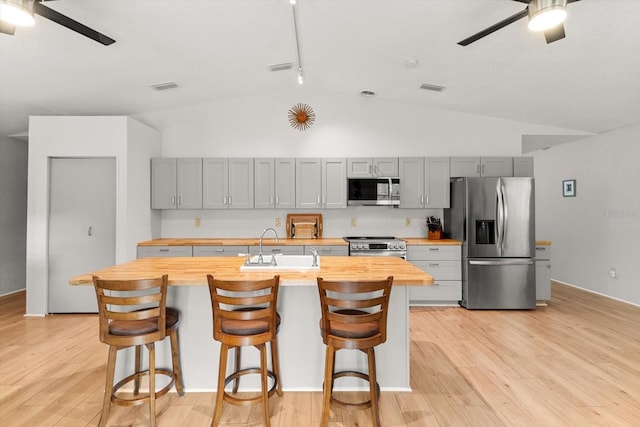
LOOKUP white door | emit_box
[48,158,116,313]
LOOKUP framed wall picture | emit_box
[563,179,576,197]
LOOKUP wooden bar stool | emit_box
[316,276,394,427]
[92,275,185,427]
[206,275,282,427]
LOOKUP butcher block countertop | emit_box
[69,256,433,286]
[137,237,465,246]
[137,238,348,246]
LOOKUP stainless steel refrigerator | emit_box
[445,177,535,309]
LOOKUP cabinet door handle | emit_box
[177,196,181,206]
[216,248,225,252]
[317,195,321,205]
[429,263,440,267]
[88,226,93,236]
[476,164,480,174]
[223,196,227,205]
[429,248,439,251]
[275,195,279,205]
[159,248,169,252]
[172,196,176,206]
[270,196,273,205]
[426,195,429,204]
[228,196,232,205]
[421,195,424,205]
[546,264,551,269]
[482,164,485,174]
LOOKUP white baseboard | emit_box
[0,288,25,298]
[552,280,640,308]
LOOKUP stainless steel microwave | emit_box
[347,178,400,206]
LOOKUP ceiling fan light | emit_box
[528,0,567,32]
[0,0,35,27]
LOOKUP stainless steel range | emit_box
[343,236,407,258]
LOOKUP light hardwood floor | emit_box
[1,282,639,426]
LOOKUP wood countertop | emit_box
[137,238,348,246]
[536,241,552,246]
[69,256,433,286]
[138,237,464,246]
[401,238,462,245]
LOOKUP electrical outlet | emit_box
[609,267,617,278]
[194,217,201,227]
[275,218,281,227]
[351,217,357,227]
[405,217,411,227]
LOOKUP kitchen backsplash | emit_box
[159,207,444,238]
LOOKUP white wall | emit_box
[533,124,640,305]
[0,135,27,296]
[135,89,588,239]
[26,116,160,315]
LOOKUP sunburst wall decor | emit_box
[288,102,316,131]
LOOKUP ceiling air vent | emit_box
[268,63,293,72]
[150,81,178,91]
[420,83,446,92]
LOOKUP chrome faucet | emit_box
[310,247,319,267]
[258,227,279,264]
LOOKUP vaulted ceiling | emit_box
[1,0,639,138]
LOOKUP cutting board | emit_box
[286,213,323,238]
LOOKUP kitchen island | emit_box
[70,255,432,392]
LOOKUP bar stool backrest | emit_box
[92,275,168,347]
[317,276,393,350]
[207,275,280,347]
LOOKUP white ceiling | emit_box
[1,0,639,138]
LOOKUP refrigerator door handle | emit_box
[496,178,504,256]
[469,259,534,266]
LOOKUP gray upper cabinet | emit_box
[347,157,398,177]
[450,157,513,177]
[399,157,450,209]
[513,157,534,177]
[296,158,346,209]
[254,158,296,209]
[203,158,254,209]
[151,158,202,209]
[322,158,347,209]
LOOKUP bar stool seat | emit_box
[207,275,282,427]
[317,276,393,427]
[92,275,184,427]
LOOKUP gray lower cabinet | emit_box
[304,245,348,256]
[248,245,304,256]
[535,244,552,301]
[193,245,248,257]
[137,246,193,258]
[407,245,462,305]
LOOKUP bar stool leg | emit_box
[321,345,336,427]
[99,346,118,427]
[259,343,271,427]
[367,347,380,427]
[134,345,142,396]
[232,347,241,394]
[212,343,228,426]
[270,338,283,396]
[148,343,157,427]
[169,328,185,396]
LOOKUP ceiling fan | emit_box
[458,0,581,46]
[0,0,115,45]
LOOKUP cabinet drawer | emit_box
[410,260,461,280]
[249,245,304,256]
[535,245,551,260]
[137,246,193,258]
[193,245,248,257]
[407,245,461,261]
[409,281,462,303]
[304,245,348,256]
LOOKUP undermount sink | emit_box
[239,254,320,271]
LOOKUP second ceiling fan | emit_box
[458,0,582,46]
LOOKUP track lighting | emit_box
[0,0,35,27]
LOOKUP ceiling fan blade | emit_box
[0,20,16,36]
[33,1,115,45]
[544,24,566,43]
[458,9,528,46]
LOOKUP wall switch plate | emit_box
[351,217,357,227]
[194,217,201,227]
[405,218,411,226]
[609,268,617,278]
[275,218,281,227]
